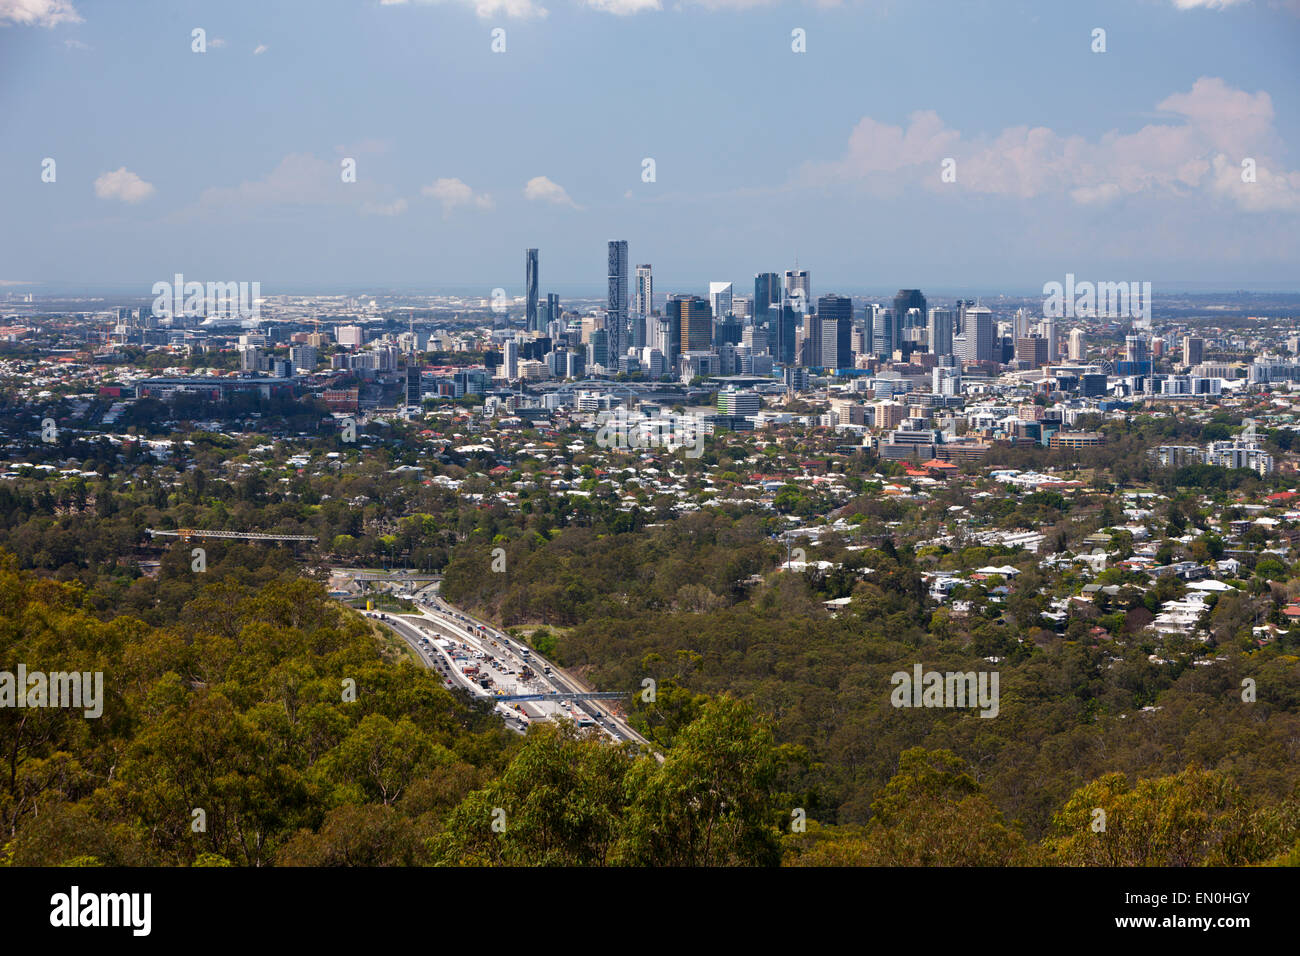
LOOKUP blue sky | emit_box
[1,0,1298,297]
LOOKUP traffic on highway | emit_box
[366,581,649,747]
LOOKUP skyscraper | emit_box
[963,306,995,363]
[817,295,853,370]
[754,273,781,330]
[775,302,798,366]
[525,248,539,331]
[709,282,733,323]
[927,308,955,357]
[1182,335,1204,366]
[607,240,629,361]
[1068,327,1087,361]
[784,269,810,314]
[893,290,927,346]
[873,309,895,358]
[635,264,653,317]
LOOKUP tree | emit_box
[615,696,783,866]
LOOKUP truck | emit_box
[519,666,535,681]
[462,665,480,678]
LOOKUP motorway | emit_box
[367,579,651,748]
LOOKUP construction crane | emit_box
[146,529,317,543]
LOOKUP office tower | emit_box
[774,303,798,365]
[405,365,423,406]
[589,328,609,370]
[1182,336,1204,366]
[1125,334,1149,364]
[963,306,995,362]
[731,296,752,320]
[785,269,810,313]
[634,264,653,316]
[1015,336,1049,369]
[289,344,317,372]
[893,290,927,342]
[709,281,733,322]
[335,325,364,348]
[715,315,742,347]
[1040,317,1058,363]
[667,295,712,355]
[799,311,822,367]
[607,240,629,361]
[1013,308,1032,342]
[754,272,781,329]
[1068,327,1086,361]
[818,295,853,370]
[742,325,768,354]
[503,339,519,380]
[525,248,539,331]
[873,309,895,358]
[927,308,955,357]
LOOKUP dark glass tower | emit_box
[607,240,629,361]
[525,248,539,331]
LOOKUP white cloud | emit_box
[253,43,268,55]
[361,198,409,216]
[581,0,661,13]
[62,36,87,48]
[93,167,155,203]
[380,0,547,19]
[801,77,1300,212]
[421,178,494,215]
[1171,0,1249,9]
[0,0,81,27]
[523,175,579,208]
[199,153,347,207]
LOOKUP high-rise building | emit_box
[335,325,364,348]
[818,295,853,370]
[503,339,519,380]
[1182,336,1204,366]
[406,365,423,406]
[1068,328,1087,361]
[754,273,781,330]
[289,344,317,372]
[774,303,799,366]
[1125,335,1149,364]
[607,240,629,361]
[873,309,895,358]
[784,269,810,314]
[963,306,995,363]
[525,248,539,331]
[927,308,955,357]
[634,264,653,315]
[709,282,733,322]
[1015,336,1049,369]
[894,290,926,336]
[588,328,609,370]
[670,295,713,354]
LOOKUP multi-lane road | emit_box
[367,580,650,748]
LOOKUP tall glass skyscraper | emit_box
[754,273,781,331]
[607,240,629,361]
[525,248,539,331]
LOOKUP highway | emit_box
[368,581,652,749]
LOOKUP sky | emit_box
[1,0,1299,298]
